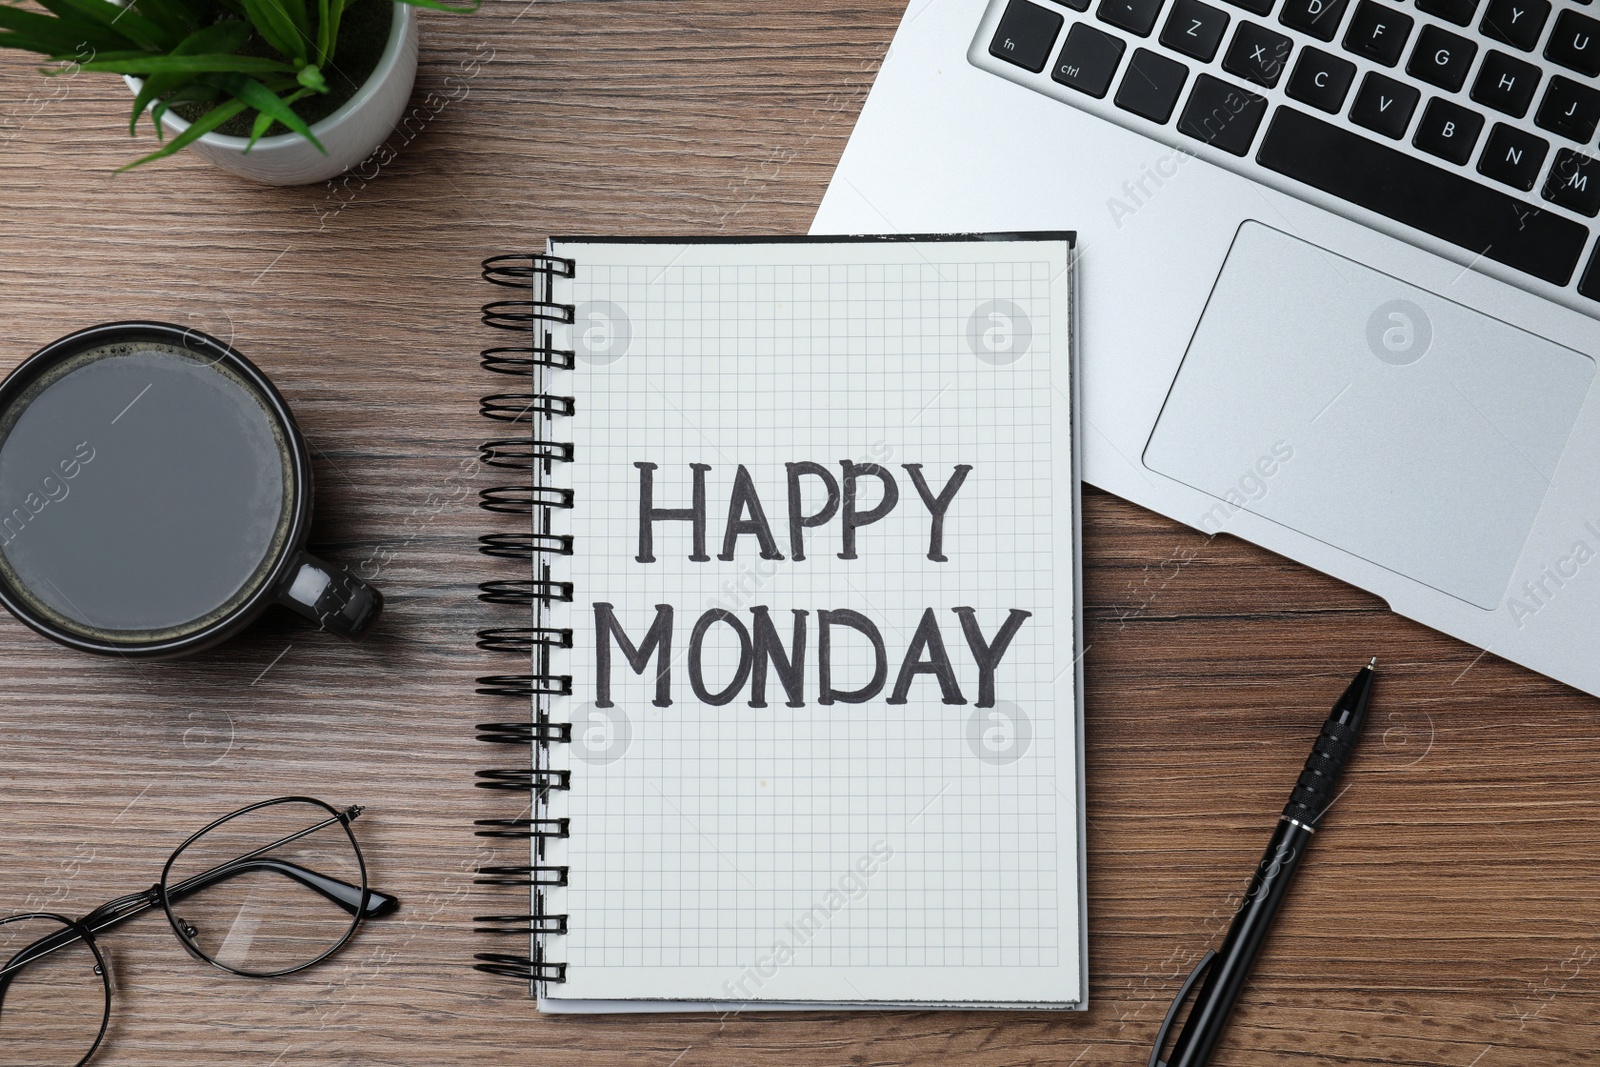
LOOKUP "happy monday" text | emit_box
[593,461,1033,709]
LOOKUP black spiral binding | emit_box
[472,252,577,987]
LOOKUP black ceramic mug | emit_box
[0,322,382,658]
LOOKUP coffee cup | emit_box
[0,322,382,658]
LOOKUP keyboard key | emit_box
[1478,121,1549,190]
[1536,76,1600,142]
[1413,97,1485,163]
[1471,50,1541,116]
[1416,0,1478,24]
[1051,23,1128,97]
[1256,106,1588,284]
[1224,22,1295,86]
[1098,0,1166,36]
[1545,10,1600,77]
[1343,1,1413,66]
[1278,0,1349,41]
[1286,46,1357,110]
[1579,247,1600,301]
[989,0,1066,72]
[1406,25,1478,92]
[1162,0,1231,60]
[1116,48,1191,121]
[1177,73,1268,153]
[1350,71,1420,137]
[1544,148,1600,216]
[1221,0,1274,14]
[1062,0,1092,10]
[1480,0,1550,51]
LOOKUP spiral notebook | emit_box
[473,234,1085,1011]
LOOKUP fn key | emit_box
[990,0,1066,72]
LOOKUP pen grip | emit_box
[1164,820,1311,1067]
[1281,713,1361,827]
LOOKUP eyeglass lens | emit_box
[161,799,365,978]
[0,914,109,1067]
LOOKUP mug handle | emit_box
[272,551,384,640]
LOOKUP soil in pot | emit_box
[169,0,394,138]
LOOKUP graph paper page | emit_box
[540,237,1082,1007]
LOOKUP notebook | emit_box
[473,234,1085,1011]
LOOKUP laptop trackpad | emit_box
[1144,221,1594,609]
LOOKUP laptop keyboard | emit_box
[975,0,1600,303]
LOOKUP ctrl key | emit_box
[1052,23,1129,97]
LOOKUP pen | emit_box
[1149,657,1377,1067]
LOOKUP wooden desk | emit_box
[1,3,1595,1064]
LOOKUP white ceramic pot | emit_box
[123,2,418,185]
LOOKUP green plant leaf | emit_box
[0,31,74,54]
[203,71,323,152]
[245,83,308,148]
[128,68,225,134]
[272,0,308,44]
[396,0,479,12]
[245,101,273,147]
[124,0,197,41]
[80,52,295,73]
[43,40,100,65]
[237,0,304,62]
[0,3,116,52]
[118,95,249,169]
[172,18,250,54]
[63,47,143,58]
[160,0,214,26]
[18,0,130,44]
[38,48,110,67]
[127,69,179,132]
[0,3,135,52]
[127,23,252,134]
[148,80,219,135]
[295,61,324,91]
[31,0,172,51]
[321,0,344,64]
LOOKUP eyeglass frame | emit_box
[0,795,399,1067]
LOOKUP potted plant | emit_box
[0,0,472,184]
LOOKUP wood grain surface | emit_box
[1,2,1597,1064]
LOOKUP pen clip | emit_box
[1147,948,1216,1067]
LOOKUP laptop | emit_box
[813,0,1600,697]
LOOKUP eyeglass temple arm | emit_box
[0,894,145,987]
[0,862,396,984]
[0,909,113,1022]
[165,857,399,919]
[3,807,396,993]
[163,806,397,920]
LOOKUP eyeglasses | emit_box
[0,796,398,1067]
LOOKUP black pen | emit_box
[1149,657,1377,1067]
